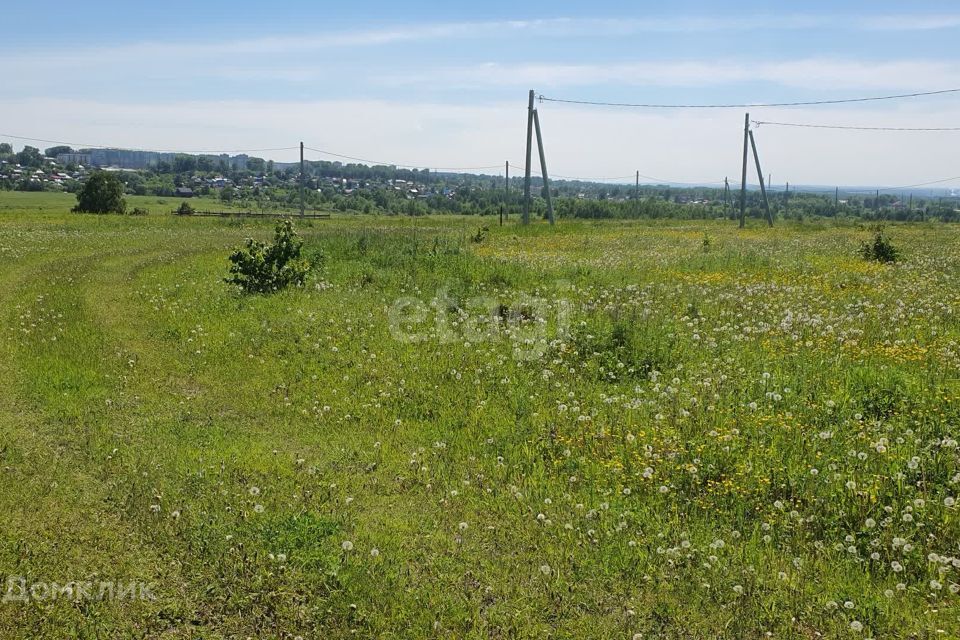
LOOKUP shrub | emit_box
[176,202,195,216]
[226,219,310,293]
[130,207,149,216]
[859,228,900,263]
[471,226,489,243]
[72,171,126,214]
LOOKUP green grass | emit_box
[0,190,256,216]
[0,194,958,638]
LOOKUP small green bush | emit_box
[471,226,489,244]
[859,228,900,263]
[176,202,195,216]
[226,219,310,294]
[130,207,149,216]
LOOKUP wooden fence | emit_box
[172,210,331,219]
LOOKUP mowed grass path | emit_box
[0,195,958,638]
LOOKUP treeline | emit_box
[2,142,958,221]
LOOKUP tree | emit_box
[73,171,127,214]
[220,185,236,203]
[16,146,44,167]
[0,143,12,156]
[44,145,73,158]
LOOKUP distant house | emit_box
[175,187,194,198]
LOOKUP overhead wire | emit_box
[877,175,960,191]
[753,121,960,132]
[4,130,956,193]
[513,159,724,186]
[550,172,636,182]
[0,132,298,155]
[303,146,502,172]
[536,87,960,109]
[746,120,960,191]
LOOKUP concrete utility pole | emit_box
[748,130,773,227]
[635,170,640,199]
[299,141,305,218]
[503,161,509,219]
[739,113,750,228]
[523,90,535,225]
[724,177,731,218]
[533,109,554,224]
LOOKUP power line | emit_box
[567,174,723,186]
[753,120,960,131]
[303,146,502,172]
[0,132,504,172]
[536,87,960,109]
[879,175,960,191]
[5,131,955,193]
[550,172,636,182]
[636,173,726,186]
[0,132,298,155]
[547,170,724,186]
[514,158,723,186]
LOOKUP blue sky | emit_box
[3,0,960,187]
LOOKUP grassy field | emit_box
[0,192,958,638]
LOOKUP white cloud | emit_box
[860,14,960,31]
[379,59,960,92]
[7,14,960,67]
